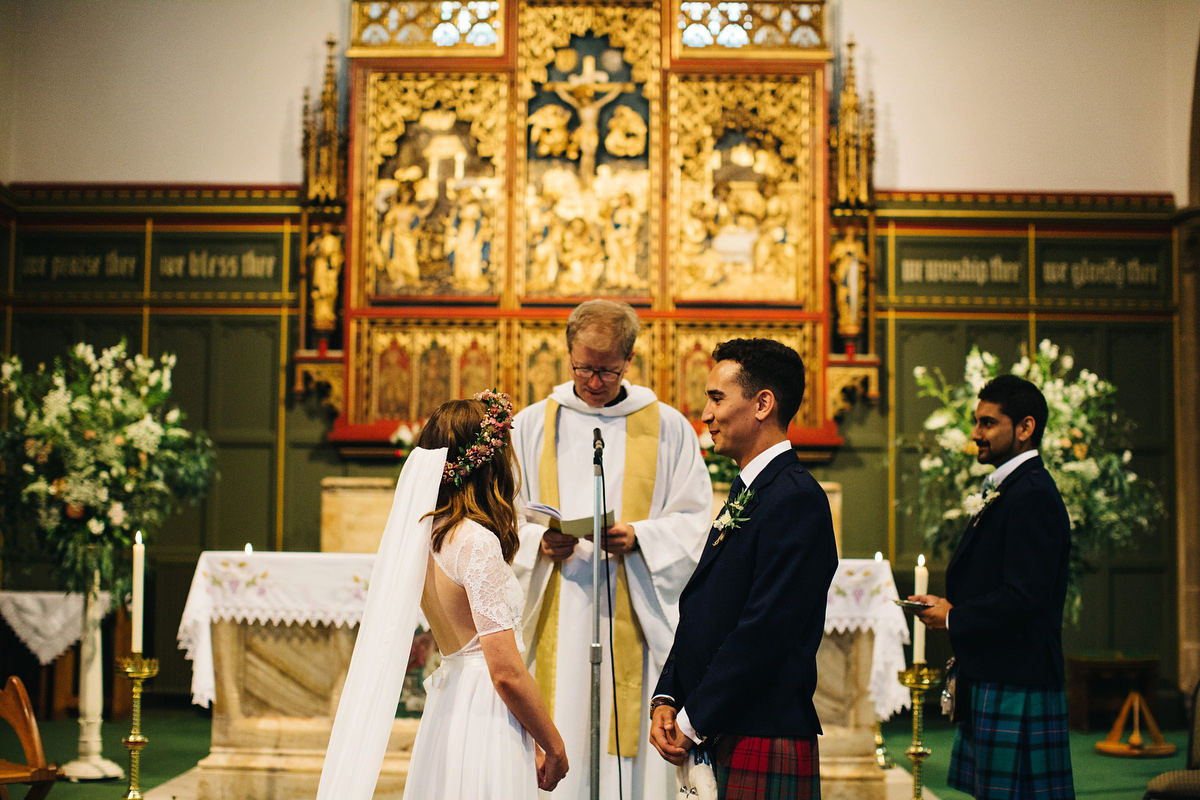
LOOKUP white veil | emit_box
[316,446,447,800]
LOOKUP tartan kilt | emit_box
[949,681,1075,800]
[711,735,820,800]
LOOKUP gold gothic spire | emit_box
[830,38,875,210]
[302,37,346,206]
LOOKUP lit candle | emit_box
[244,542,253,553]
[913,554,928,664]
[132,531,145,653]
[874,551,882,561]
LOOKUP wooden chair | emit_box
[1144,680,1200,799]
[0,675,59,800]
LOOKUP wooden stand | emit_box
[1094,690,1177,758]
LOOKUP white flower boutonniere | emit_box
[712,487,754,546]
[963,488,1000,518]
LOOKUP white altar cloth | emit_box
[178,552,912,717]
[824,558,912,720]
[0,590,112,665]
[177,551,373,707]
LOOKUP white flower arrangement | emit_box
[0,340,217,596]
[906,339,1164,622]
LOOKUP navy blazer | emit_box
[654,450,838,739]
[946,454,1071,688]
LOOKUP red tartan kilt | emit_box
[712,735,820,800]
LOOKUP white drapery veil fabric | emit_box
[316,446,447,800]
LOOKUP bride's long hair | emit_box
[417,398,520,562]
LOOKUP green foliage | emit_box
[0,340,217,597]
[905,340,1164,623]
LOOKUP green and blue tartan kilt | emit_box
[711,735,820,800]
[949,681,1075,800]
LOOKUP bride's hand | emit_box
[537,744,569,791]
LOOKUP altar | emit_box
[177,552,418,800]
[178,551,909,800]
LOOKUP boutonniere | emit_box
[712,487,754,546]
[963,487,1000,518]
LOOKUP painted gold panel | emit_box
[362,74,508,300]
[517,5,660,298]
[362,321,500,423]
[672,322,818,429]
[517,319,655,409]
[668,75,817,303]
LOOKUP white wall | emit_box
[3,0,1199,202]
[835,0,1200,202]
[7,0,348,184]
[0,0,18,182]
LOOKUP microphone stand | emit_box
[590,428,604,800]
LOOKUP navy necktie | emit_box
[727,476,745,502]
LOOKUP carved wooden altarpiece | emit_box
[300,0,879,455]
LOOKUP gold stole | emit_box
[533,399,658,758]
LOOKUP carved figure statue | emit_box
[831,229,868,338]
[604,105,647,158]
[446,187,492,292]
[603,191,642,288]
[552,56,628,185]
[529,104,577,159]
[753,177,795,277]
[308,223,343,331]
[557,216,604,294]
[377,177,434,289]
[528,189,563,292]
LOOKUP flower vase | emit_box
[61,570,124,781]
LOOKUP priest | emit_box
[512,298,713,800]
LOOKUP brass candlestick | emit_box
[898,664,943,800]
[118,652,159,800]
[873,718,895,768]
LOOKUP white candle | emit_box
[874,551,882,561]
[132,531,145,653]
[245,542,253,553]
[913,554,928,664]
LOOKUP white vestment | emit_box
[512,381,713,800]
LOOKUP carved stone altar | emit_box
[817,558,912,800]
[178,552,417,800]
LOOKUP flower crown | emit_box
[442,389,514,486]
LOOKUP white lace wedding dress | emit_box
[403,518,536,799]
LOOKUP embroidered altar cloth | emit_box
[824,558,912,720]
[178,551,912,716]
[0,590,112,666]
[177,551,373,707]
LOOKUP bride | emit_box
[318,391,568,799]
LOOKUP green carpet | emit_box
[881,712,1190,800]
[0,698,211,799]
[2,701,1190,799]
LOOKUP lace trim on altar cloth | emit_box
[176,551,377,707]
[824,559,913,720]
[0,591,111,665]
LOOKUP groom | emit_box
[649,338,838,799]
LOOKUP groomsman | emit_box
[650,337,838,799]
[913,374,1075,800]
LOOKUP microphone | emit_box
[593,428,604,454]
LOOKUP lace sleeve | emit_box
[449,522,524,637]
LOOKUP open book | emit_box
[523,502,615,538]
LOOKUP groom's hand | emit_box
[650,705,692,765]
